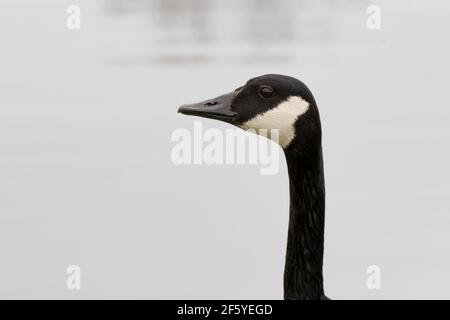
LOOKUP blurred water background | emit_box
[0,0,449,299]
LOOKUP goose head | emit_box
[178,74,321,150]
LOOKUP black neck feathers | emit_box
[283,138,326,300]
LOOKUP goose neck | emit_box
[283,146,326,300]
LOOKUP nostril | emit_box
[205,101,218,106]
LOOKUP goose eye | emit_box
[259,86,274,98]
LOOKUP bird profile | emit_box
[179,74,328,300]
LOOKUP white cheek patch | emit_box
[240,96,310,148]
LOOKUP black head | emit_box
[178,74,321,149]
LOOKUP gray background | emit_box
[0,0,449,299]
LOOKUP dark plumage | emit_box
[179,74,328,300]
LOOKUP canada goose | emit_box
[178,74,328,300]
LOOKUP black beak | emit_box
[178,91,239,124]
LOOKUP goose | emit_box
[178,74,328,300]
